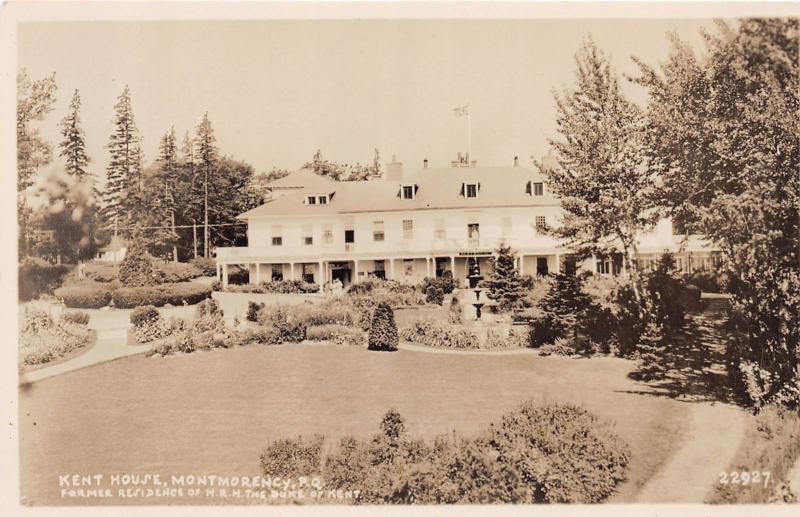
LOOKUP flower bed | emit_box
[224,279,320,294]
[19,309,95,368]
[400,319,480,349]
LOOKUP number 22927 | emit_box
[718,471,771,488]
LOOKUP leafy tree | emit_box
[634,19,799,408]
[194,112,217,257]
[59,89,90,179]
[537,39,659,301]
[17,69,57,256]
[33,169,98,262]
[484,243,530,312]
[103,85,144,235]
[368,302,398,351]
[303,149,382,181]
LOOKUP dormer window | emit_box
[402,185,415,199]
[465,183,479,198]
[526,181,544,196]
[306,194,329,205]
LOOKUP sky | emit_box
[19,19,713,181]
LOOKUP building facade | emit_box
[215,158,719,288]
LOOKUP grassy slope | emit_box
[19,343,689,505]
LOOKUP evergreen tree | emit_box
[535,261,594,347]
[154,127,180,261]
[118,226,157,287]
[537,38,658,302]
[194,112,217,257]
[103,85,144,235]
[59,89,90,178]
[484,243,530,312]
[368,302,398,351]
[634,298,668,380]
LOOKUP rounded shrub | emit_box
[61,311,90,326]
[368,302,398,351]
[130,305,160,327]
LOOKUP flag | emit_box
[453,104,470,117]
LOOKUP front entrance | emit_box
[330,262,351,287]
[536,257,549,276]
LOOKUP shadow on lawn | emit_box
[619,299,743,406]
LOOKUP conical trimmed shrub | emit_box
[368,302,398,351]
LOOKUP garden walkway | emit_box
[397,342,539,356]
[635,401,746,502]
[19,327,151,385]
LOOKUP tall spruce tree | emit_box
[104,85,144,235]
[485,243,530,312]
[59,89,90,178]
[153,127,180,261]
[537,38,658,302]
[194,112,217,258]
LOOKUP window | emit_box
[402,185,415,199]
[302,264,315,283]
[304,236,313,245]
[404,259,414,276]
[434,219,446,239]
[535,216,547,233]
[533,182,544,196]
[468,223,480,239]
[373,220,385,242]
[318,195,327,204]
[271,225,282,246]
[465,183,478,198]
[323,225,333,244]
[402,219,413,239]
[302,225,313,246]
[307,196,316,205]
[271,265,283,281]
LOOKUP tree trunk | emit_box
[171,210,178,263]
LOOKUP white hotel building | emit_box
[215,156,718,288]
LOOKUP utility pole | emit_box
[193,222,198,259]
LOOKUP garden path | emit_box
[19,327,151,385]
[788,458,800,498]
[398,341,539,356]
[635,401,746,502]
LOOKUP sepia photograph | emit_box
[2,1,799,515]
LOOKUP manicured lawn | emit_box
[19,343,689,505]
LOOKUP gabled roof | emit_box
[239,166,558,219]
[266,169,336,190]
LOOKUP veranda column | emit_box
[353,260,359,283]
[222,263,229,288]
[216,262,221,281]
[592,254,598,274]
[255,263,261,284]
[318,260,324,292]
[290,262,295,280]
[450,256,455,276]
[389,258,395,280]
[555,253,561,273]
[519,254,524,275]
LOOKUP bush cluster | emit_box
[400,319,480,350]
[421,275,456,305]
[259,401,630,504]
[484,328,528,349]
[225,280,320,294]
[257,306,307,343]
[157,262,203,283]
[60,311,90,326]
[189,256,217,277]
[18,257,69,301]
[306,324,365,345]
[118,237,159,287]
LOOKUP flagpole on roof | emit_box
[467,103,471,167]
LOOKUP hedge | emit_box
[54,284,113,309]
[111,283,212,309]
